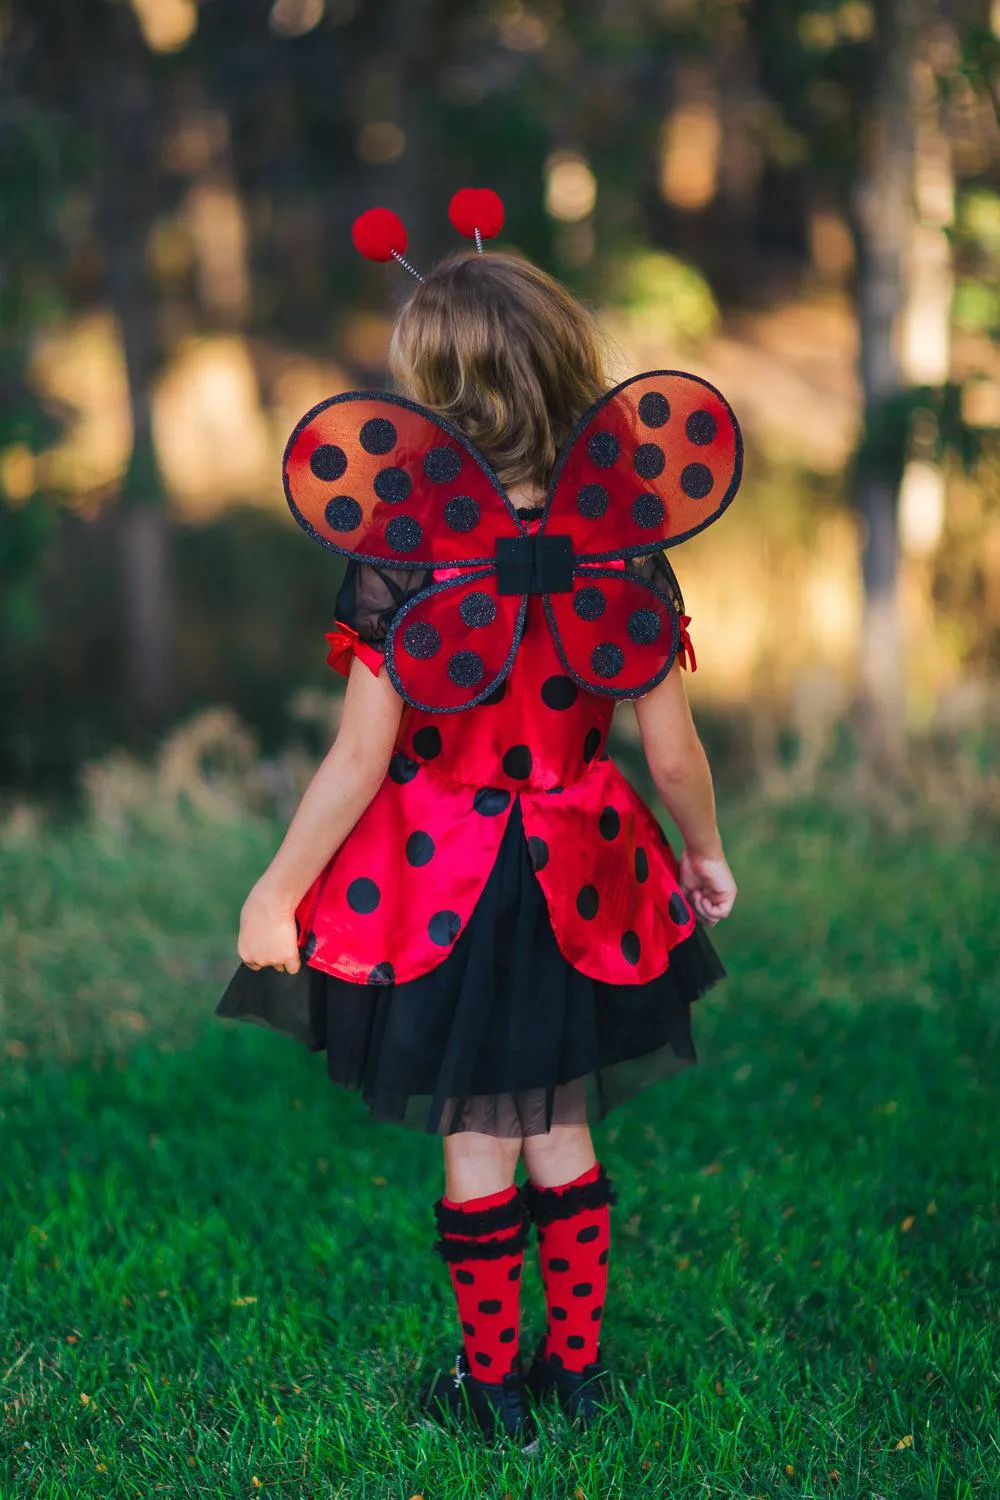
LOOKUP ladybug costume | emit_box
[216,363,741,1138]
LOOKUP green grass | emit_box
[1,789,999,1497]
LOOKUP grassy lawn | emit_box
[1,785,998,1497]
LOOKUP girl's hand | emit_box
[237,879,302,973]
[678,847,737,926]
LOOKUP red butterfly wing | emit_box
[385,571,526,712]
[541,371,742,560]
[284,392,521,567]
[543,566,680,699]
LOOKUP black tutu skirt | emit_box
[215,796,726,1137]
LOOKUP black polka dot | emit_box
[359,417,397,455]
[473,787,511,816]
[549,1350,565,1368]
[502,745,532,779]
[635,846,649,882]
[428,910,461,945]
[591,642,624,678]
[681,462,714,500]
[574,586,606,622]
[478,1298,502,1314]
[324,496,362,532]
[403,620,440,659]
[669,892,690,924]
[346,877,380,914]
[551,1306,567,1320]
[598,1248,609,1265]
[444,495,480,533]
[566,1335,586,1350]
[412,725,442,759]
[462,1320,476,1335]
[583,728,601,762]
[576,885,599,920]
[541,675,578,710]
[627,607,662,645]
[686,409,718,445]
[576,483,609,520]
[455,1268,474,1284]
[387,751,419,783]
[638,391,670,428]
[459,591,496,628]
[508,1263,521,1281]
[310,444,347,481]
[632,492,665,529]
[447,651,484,687]
[368,961,395,984]
[385,515,423,553]
[548,1258,570,1272]
[473,1352,492,1367]
[599,807,620,840]
[576,1224,600,1243]
[302,932,317,959]
[373,466,411,504]
[482,680,507,706]
[587,431,620,468]
[527,836,549,871]
[405,831,435,866]
[591,1304,604,1320]
[572,1282,593,1297]
[423,447,462,483]
[499,1326,516,1343]
[634,443,665,479]
[621,930,641,965]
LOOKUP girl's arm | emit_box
[632,660,737,925]
[237,658,405,973]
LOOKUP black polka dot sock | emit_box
[521,1160,618,1373]
[432,1182,530,1384]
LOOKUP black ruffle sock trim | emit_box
[520,1161,618,1226]
[431,1185,531,1263]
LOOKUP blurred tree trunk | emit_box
[850,0,929,771]
[84,1,174,735]
[376,0,435,252]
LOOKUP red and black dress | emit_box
[215,371,743,1138]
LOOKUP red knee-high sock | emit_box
[522,1160,617,1373]
[432,1182,529,1384]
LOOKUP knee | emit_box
[520,1123,596,1188]
[442,1130,523,1200]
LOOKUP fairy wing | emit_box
[284,391,526,708]
[541,370,741,558]
[385,571,527,712]
[542,564,680,699]
[536,370,742,695]
[283,391,523,568]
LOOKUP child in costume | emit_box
[215,189,740,1454]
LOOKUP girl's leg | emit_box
[519,1121,596,1189]
[520,1081,615,1373]
[432,1127,528,1383]
[443,1128,522,1201]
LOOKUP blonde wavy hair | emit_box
[388,249,609,494]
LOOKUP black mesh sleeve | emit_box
[629,549,685,615]
[333,560,434,649]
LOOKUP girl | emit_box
[216,222,738,1455]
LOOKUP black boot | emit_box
[523,1334,611,1427]
[417,1347,540,1453]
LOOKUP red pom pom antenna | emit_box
[448,187,505,253]
[351,208,424,281]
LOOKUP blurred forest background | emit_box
[2,0,999,798]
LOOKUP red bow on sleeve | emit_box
[325,622,385,679]
[678,614,697,673]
